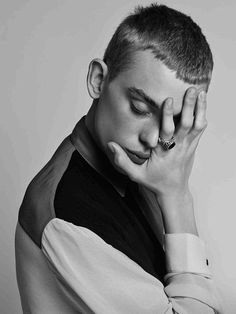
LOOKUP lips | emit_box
[125,149,150,165]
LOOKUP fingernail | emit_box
[189,88,196,96]
[200,91,206,101]
[166,98,173,109]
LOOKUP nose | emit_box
[139,124,159,149]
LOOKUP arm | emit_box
[158,191,221,313]
[107,88,222,313]
[41,218,188,314]
[163,232,220,313]
[41,218,222,314]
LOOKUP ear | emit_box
[87,58,108,99]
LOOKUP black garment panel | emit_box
[54,150,166,282]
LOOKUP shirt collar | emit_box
[70,116,129,197]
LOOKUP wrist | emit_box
[155,189,198,236]
[156,187,192,207]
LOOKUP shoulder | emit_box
[18,135,75,248]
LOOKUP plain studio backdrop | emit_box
[0,1,235,313]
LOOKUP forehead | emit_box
[110,50,206,114]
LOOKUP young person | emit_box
[15,4,221,313]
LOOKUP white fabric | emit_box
[40,218,222,313]
[15,221,93,314]
[165,233,211,276]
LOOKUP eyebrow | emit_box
[127,86,182,123]
[127,86,162,109]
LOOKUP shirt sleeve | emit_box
[41,218,222,314]
[163,233,222,313]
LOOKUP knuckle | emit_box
[203,120,208,129]
[162,130,174,140]
[186,97,196,106]
[194,119,208,132]
[162,119,175,136]
[194,123,202,132]
[181,119,192,130]
[164,124,175,135]
[169,126,175,134]
[164,106,173,115]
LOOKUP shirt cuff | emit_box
[164,233,211,278]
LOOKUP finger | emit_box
[191,91,208,137]
[177,87,197,138]
[159,97,175,140]
[107,142,142,182]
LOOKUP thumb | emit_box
[107,142,140,181]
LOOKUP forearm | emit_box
[156,190,221,313]
[156,189,198,236]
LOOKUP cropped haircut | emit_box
[103,4,213,86]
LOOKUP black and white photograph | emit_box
[0,1,235,313]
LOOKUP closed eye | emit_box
[130,101,151,116]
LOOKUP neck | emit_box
[85,100,97,142]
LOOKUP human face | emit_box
[93,50,206,165]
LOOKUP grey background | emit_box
[0,0,235,313]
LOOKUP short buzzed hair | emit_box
[103,4,213,86]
